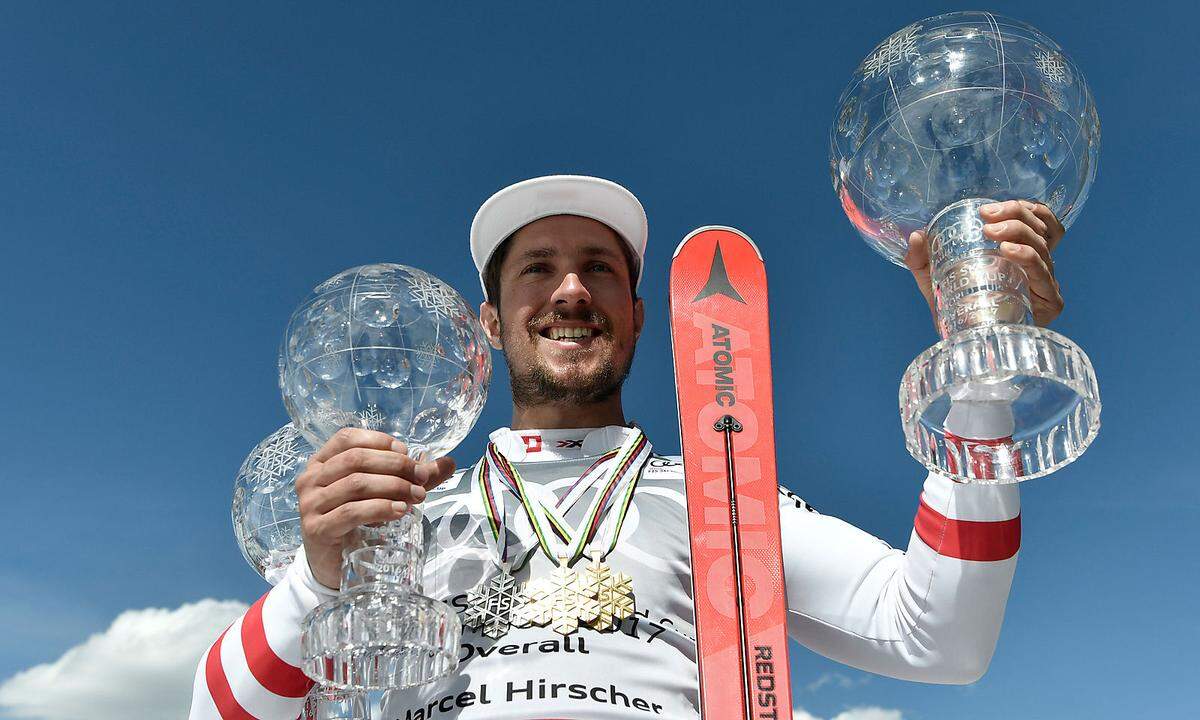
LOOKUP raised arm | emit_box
[779,473,1020,684]
[776,197,1065,682]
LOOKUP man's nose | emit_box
[551,272,592,307]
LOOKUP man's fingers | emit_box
[310,498,408,540]
[307,472,427,515]
[983,219,1053,271]
[904,231,937,320]
[316,447,416,488]
[1023,200,1066,249]
[999,241,1063,324]
[413,456,457,490]
[311,427,401,463]
[981,200,1049,239]
[903,230,930,272]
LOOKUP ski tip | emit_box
[673,226,764,261]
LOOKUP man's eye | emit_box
[588,262,613,272]
[520,264,547,275]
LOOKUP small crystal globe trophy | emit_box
[231,424,371,719]
[830,11,1101,482]
[230,424,370,718]
[280,263,491,690]
[232,423,311,585]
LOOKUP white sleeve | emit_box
[188,546,339,719]
[778,473,1021,684]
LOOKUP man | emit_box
[191,175,1065,719]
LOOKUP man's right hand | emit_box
[296,427,457,589]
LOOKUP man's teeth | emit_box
[546,327,593,340]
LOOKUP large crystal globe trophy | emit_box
[830,11,1101,482]
[231,424,371,719]
[280,263,491,690]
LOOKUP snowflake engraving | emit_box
[405,271,459,320]
[583,558,635,631]
[356,403,386,431]
[314,405,358,429]
[249,425,308,490]
[1034,50,1069,85]
[416,340,445,358]
[512,564,600,636]
[462,571,520,639]
[861,24,920,78]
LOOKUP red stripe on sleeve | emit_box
[241,594,314,698]
[914,498,1021,561]
[204,627,258,720]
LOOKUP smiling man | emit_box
[191,175,1064,720]
[480,212,644,429]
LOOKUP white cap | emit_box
[469,174,648,298]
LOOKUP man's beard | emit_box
[501,310,635,406]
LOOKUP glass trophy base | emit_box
[301,583,462,691]
[900,323,1100,483]
[303,685,370,720]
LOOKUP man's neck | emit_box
[510,393,627,430]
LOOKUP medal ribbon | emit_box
[475,457,553,571]
[485,428,651,566]
[540,435,650,560]
[474,442,619,568]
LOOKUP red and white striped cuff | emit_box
[204,598,314,718]
[914,473,1021,561]
[199,547,336,718]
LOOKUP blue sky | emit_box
[1,1,1195,718]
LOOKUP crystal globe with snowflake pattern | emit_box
[281,263,489,691]
[831,11,1100,265]
[231,423,312,585]
[829,12,1101,483]
[279,263,491,459]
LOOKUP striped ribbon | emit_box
[476,428,652,569]
[539,435,650,560]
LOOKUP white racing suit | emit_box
[190,425,1020,719]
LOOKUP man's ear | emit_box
[479,301,504,350]
[633,297,644,341]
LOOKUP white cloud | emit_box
[794,706,904,720]
[804,672,869,693]
[0,599,249,720]
[831,709,904,720]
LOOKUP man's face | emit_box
[479,215,644,406]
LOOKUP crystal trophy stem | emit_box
[899,198,1101,483]
[928,199,1033,338]
[300,504,462,690]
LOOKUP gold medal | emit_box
[512,558,601,636]
[582,553,635,632]
[511,568,551,628]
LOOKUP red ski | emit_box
[669,226,793,720]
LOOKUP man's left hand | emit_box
[903,200,1066,328]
